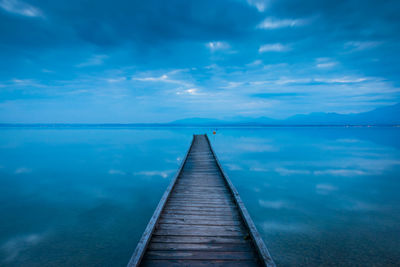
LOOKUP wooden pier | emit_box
[128,134,275,267]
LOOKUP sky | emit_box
[0,0,399,123]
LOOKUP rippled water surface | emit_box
[0,127,399,266]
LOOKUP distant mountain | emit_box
[171,118,226,125]
[170,103,400,126]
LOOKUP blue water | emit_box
[0,127,399,266]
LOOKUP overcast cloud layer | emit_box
[0,0,399,122]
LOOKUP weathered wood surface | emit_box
[128,134,275,267]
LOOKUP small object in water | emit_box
[213,131,216,135]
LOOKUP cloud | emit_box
[262,221,308,233]
[106,77,127,83]
[246,59,263,67]
[316,62,337,68]
[257,17,307,29]
[76,55,108,67]
[176,88,199,95]
[225,163,243,171]
[316,183,337,195]
[206,41,230,52]
[247,0,269,12]
[0,0,400,122]
[0,0,43,18]
[259,200,290,209]
[108,169,126,175]
[134,170,172,178]
[11,79,44,87]
[250,167,269,172]
[345,41,383,52]
[134,74,169,82]
[316,58,338,68]
[133,73,193,87]
[1,232,47,262]
[220,82,243,89]
[235,143,277,152]
[259,43,290,53]
[314,77,368,84]
[314,169,368,176]
[275,167,311,176]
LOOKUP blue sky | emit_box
[0,0,399,123]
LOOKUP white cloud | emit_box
[11,79,44,87]
[235,143,277,152]
[246,59,263,67]
[76,55,108,67]
[247,0,269,12]
[316,184,337,191]
[259,43,290,53]
[220,82,243,89]
[0,0,43,18]
[316,58,338,68]
[206,41,230,52]
[275,167,311,176]
[134,170,171,178]
[106,77,127,83]
[314,77,368,83]
[250,167,269,172]
[133,74,193,87]
[257,17,307,29]
[176,88,199,95]
[134,74,168,82]
[108,169,126,175]
[314,169,368,176]
[225,163,242,171]
[275,77,312,85]
[345,41,383,52]
[316,183,338,195]
[262,221,308,232]
[316,62,337,68]
[259,200,290,209]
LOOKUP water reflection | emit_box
[213,127,400,266]
[0,127,399,266]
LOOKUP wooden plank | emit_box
[167,200,234,206]
[151,235,248,244]
[156,223,244,232]
[148,242,253,251]
[167,204,236,209]
[145,250,257,260]
[160,214,242,221]
[174,184,227,189]
[168,195,231,200]
[168,196,233,201]
[164,206,237,213]
[141,259,260,267]
[162,210,239,217]
[127,136,195,267]
[154,229,245,237]
[174,183,226,187]
[172,189,230,194]
[159,218,242,226]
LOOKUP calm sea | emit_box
[0,127,399,266]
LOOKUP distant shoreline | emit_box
[0,123,399,128]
